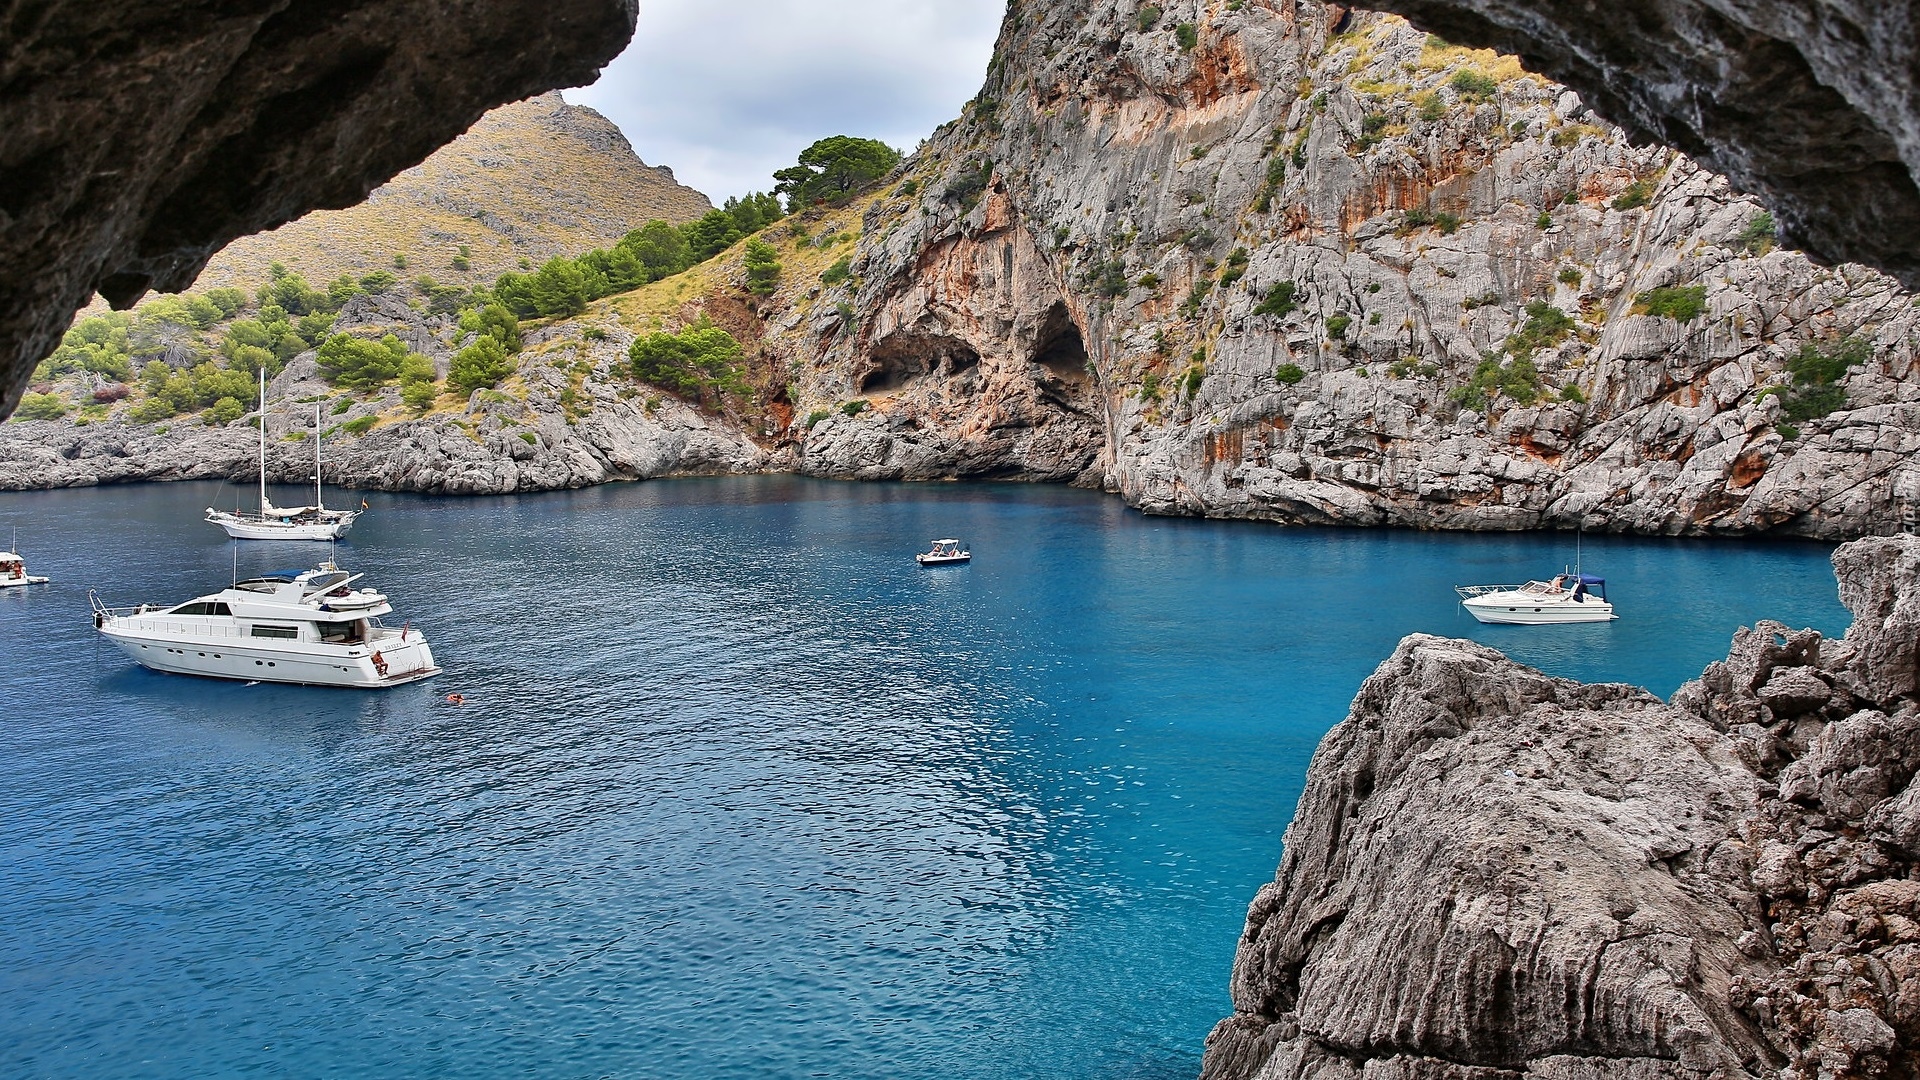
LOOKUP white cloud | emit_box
[566,0,1006,205]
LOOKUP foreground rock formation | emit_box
[1362,0,1920,288]
[0,0,636,417]
[1202,534,1920,1079]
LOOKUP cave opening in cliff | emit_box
[1033,304,1088,382]
[860,332,981,394]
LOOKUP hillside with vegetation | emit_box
[194,93,713,293]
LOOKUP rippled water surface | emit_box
[0,478,1851,1078]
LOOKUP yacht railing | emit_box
[1454,584,1522,599]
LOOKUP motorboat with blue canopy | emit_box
[1455,571,1615,624]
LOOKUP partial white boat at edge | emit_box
[92,563,438,688]
[207,370,360,541]
[0,549,48,588]
[1455,573,1616,624]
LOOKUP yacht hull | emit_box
[98,626,437,688]
[208,513,356,541]
[1461,597,1616,624]
[0,576,48,588]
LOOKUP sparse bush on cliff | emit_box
[1220,248,1249,287]
[1633,285,1708,321]
[1737,212,1777,254]
[318,333,409,390]
[1325,313,1352,340]
[629,318,751,404]
[340,415,378,436]
[1175,22,1198,50]
[1135,4,1161,30]
[1449,69,1498,100]
[1505,301,1574,357]
[1612,178,1657,210]
[1396,207,1461,235]
[1450,354,1544,410]
[744,240,782,297]
[204,395,245,426]
[1275,363,1306,385]
[804,408,830,430]
[1254,281,1299,317]
[841,398,871,417]
[821,255,852,286]
[448,336,513,395]
[1558,266,1583,286]
[1417,92,1447,121]
[1761,336,1870,423]
[944,159,994,212]
[13,392,67,421]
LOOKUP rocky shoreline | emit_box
[1202,533,1920,1079]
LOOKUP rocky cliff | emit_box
[195,93,711,292]
[769,1,1920,538]
[1358,0,1920,288]
[12,1,1920,541]
[0,0,637,418]
[1201,532,1920,1080]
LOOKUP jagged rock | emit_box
[0,0,636,417]
[1359,0,1920,287]
[1205,534,1920,1079]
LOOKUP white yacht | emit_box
[207,372,360,540]
[0,549,48,588]
[916,539,971,566]
[1455,573,1615,624]
[92,564,438,688]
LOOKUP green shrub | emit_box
[1632,285,1708,321]
[127,396,176,424]
[629,318,751,403]
[1535,211,1553,229]
[1450,354,1544,410]
[1175,22,1198,49]
[402,379,439,412]
[1180,363,1205,399]
[13,392,67,421]
[1776,422,1800,442]
[1254,281,1299,317]
[1611,178,1656,210]
[519,431,538,445]
[1559,383,1587,404]
[204,396,245,425]
[341,415,378,436]
[1505,301,1574,357]
[1136,4,1162,30]
[1449,69,1498,100]
[1397,207,1462,235]
[1325,313,1352,340]
[318,333,409,389]
[841,398,871,417]
[1219,247,1249,287]
[820,255,852,286]
[1557,266,1582,286]
[1417,92,1447,121]
[804,408,831,429]
[744,239,782,297]
[449,335,515,394]
[1767,336,1869,422]
[1737,212,1776,254]
[1274,363,1306,385]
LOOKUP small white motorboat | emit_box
[1456,573,1615,624]
[916,539,971,566]
[92,563,439,688]
[0,549,48,588]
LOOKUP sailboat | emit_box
[206,369,361,541]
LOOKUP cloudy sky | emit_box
[566,0,1007,205]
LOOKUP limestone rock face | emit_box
[774,2,1920,538]
[0,0,637,416]
[1359,0,1920,288]
[1204,534,1920,1079]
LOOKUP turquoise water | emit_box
[0,477,1850,1079]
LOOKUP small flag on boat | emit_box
[361,498,369,509]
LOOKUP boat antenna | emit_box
[232,541,238,586]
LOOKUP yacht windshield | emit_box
[304,572,351,593]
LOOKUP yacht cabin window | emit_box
[250,625,299,640]
[170,601,233,616]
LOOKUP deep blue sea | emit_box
[0,477,1851,1079]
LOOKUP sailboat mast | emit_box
[257,367,267,512]
[314,402,324,510]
